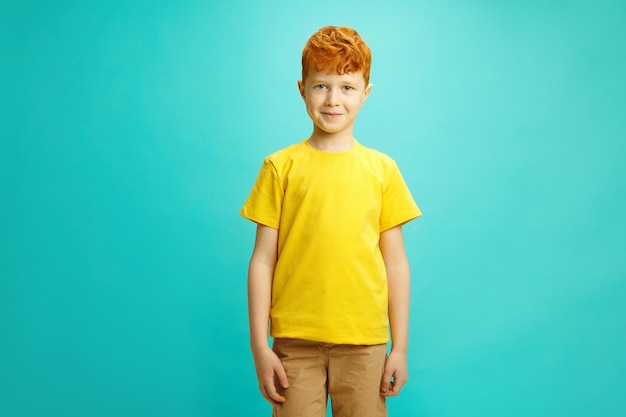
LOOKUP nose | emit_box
[325,88,339,106]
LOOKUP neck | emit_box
[308,127,355,153]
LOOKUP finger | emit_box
[380,369,393,393]
[260,385,279,406]
[267,387,287,404]
[391,377,406,395]
[380,380,392,394]
[381,377,407,397]
[381,378,395,396]
[265,380,287,404]
[261,384,286,406]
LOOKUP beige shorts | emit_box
[272,338,388,417]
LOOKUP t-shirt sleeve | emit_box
[379,161,422,232]
[240,159,283,229]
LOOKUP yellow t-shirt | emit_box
[241,140,421,344]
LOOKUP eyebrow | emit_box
[310,79,357,85]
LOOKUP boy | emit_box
[241,26,421,417]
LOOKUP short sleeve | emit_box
[240,159,283,229]
[379,161,422,232]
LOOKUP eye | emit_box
[342,86,355,91]
[314,84,328,90]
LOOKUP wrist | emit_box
[250,339,271,355]
[390,342,408,354]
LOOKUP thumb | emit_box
[380,368,393,392]
[275,362,289,389]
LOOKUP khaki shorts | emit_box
[272,338,388,417]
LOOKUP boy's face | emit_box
[298,69,372,138]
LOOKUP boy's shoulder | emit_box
[357,142,396,163]
[264,140,307,163]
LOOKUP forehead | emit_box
[305,69,366,85]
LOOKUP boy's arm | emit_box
[379,224,411,397]
[248,224,289,407]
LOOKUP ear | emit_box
[297,80,305,100]
[362,83,373,104]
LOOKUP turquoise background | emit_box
[2,0,625,416]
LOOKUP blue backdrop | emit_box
[2,0,625,416]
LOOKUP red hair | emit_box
[302,26,372,85]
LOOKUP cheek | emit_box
[305,97,321,111]
[348,98,363,110]
[305,101,318,117]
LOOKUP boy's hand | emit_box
[252,346,289,407]
[380,349,408,397]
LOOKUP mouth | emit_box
[322,112,342,119]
